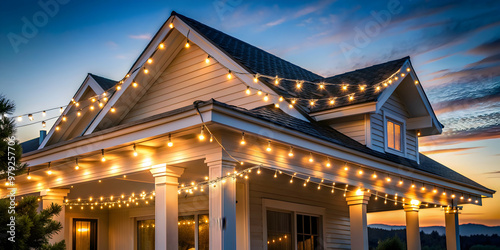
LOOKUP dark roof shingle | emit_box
[89,73,118,90]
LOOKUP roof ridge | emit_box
[324,56,410,79]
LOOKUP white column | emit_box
[150,163,184,250]
[346,190,371,250]
[445,209,461,250]
[40,188,70,244]
[404,203,422,250]
[206,156,237,250]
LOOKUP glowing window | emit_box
[387,120,402,151]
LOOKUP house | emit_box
[8,11,495,250]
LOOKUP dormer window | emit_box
[387,120,402,151]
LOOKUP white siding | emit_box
[121,44,264,124]
[370,92,419,161]
[328,115,366,145]
[249,172,351,249]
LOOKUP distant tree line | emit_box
[368,228,500,250]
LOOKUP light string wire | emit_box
[10,23,410,126]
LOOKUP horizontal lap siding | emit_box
[329,116,366,145]
[121,45,263,123]
[249,172,351,249]
[370,113,385,153]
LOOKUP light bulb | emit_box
[274,76,279,85]
[253,75,258,83]
[309,153,313,162]
[266,141,272,152]
[101,149,106,162]
[349,95,354,101]
[111,107,116,113]
[60,107,64,113]
[372,172,377,178]
[227,70,232,79]
[326,160,331,167]
[342,85,348,91]
[42,121,46,127]
[47,170,52,175]
[169,23,174,29]
[205,56,210,64]
[116,85,121,91]
[199,126,205,141]
[42,111,46,116]
[288,147,294,157]
[55,126,60,131]
[329,99,335,105]
[296,81,302,89]
[159,43,165,49]
[245,86,251,95]
[319,83,325,89]
[144,68,149,74]
[406,67,410,72]
[133,144,138,157]
[27,174,31,180]
[167,134,173,147]
[28,114,33,121]
[257,90,262,95]
[185,40,190,48]
[263,94,269,102]
[415,80,419,84]
[240,132,246,145]
[90,105,95,111]
[17,116,22,122]
[147,58,153,64]
[77,111,81,116]
[309,100,315,106]
[132,82,138,88]
[359,85,366,91]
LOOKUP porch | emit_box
[13,104,479,249]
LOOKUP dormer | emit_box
[308,58,443,163]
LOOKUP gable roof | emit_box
[174,12,410,114]
[88,73,118,90]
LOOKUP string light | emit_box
[147,58,153,64]
[158,43,165,49]
[399,177,403,185]
[253,74,259,83]
[326,158,331,167]
[240,132,246,145]
[47,162,52,175]
[227,70,232,79]
[28,114,33,121]
[169,22,174,29]
[42,111,46,117]
[359,85,366,91]
[274,76,280,85]
[59,107,64,113]
[386,174,391,182]
[132,82,138,88]
[209,134,213,143]
[411,181,415,188]
[319,82,325,89]
[75,158,79,170]
[288,147,294,157]
[90,105,95,111]
[167,134,173,147]
[343,162,348,171]
[133,144,138,157]
[185,39,190,48]
[143,67,149,74]
[266,141,272,152]
[433,186,438,193]
[77,110,82,116]
[42,121,46,128]
[27,168,31,180]
[358,167,363,175]
[263,94,269,102]
[296,80,302,89]
[372,171,377,178]
[198,126,206,141]
[309,153,314,163]
[111,107,116,113]
[101,149,106,162]
[17,116,22,122]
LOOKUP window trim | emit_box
[383,111,406,157]
[262,199,326,250]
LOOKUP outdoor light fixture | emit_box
[101,149,106,162]
[198,126,205,141]
[167,134,173,147]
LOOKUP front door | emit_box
[73,218,97,250]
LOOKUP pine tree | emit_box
[0,196,66,249]
[0,95,27,181]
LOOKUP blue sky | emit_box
[1,0,499,225]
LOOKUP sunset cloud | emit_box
[420,147,483,155]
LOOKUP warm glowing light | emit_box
[309,100,315,106]
[42,121,46,127]
[159,43,165,49]
[245,86,251,95]
[98,102,104,108]
[116,85,121,91]
[205,56,210,64]
[326,159,331,167]
[198,126,206,141]
[415,80,419,84]
[17,116,22,122]
[147,58,153,64]
[349,95,354,101]
[101,149,106,162]
[386,176,391,182]
[288,147,294,157]
[410,199,420,206]
[185,40,190,48]
[133,144,138,157]
[167,134,173,147]
[240,132,246,145]
[266,141,272,152]
[401,73,405,77]
[296,81,302,89]
[359,85,366,91]
[355,189,364,196]
[143,68,149,74]
[91,98,96,102]
[55,126,60,131]
[263,94,269,102]
[28,114,33,121]
[27,174,31,180]
[279,96,284,102]
[329,99,335,105]
[342,84,348,91]
[42,111,46,116]
[309,153,314,163]
[90,105,95,111]
[169,23,174,29]
[376,86,381,91]
[253,74,259,83]
[274,76,280,85]
[372,172,377,178]
[227,70,232,79]
[59,107,64,113]
[132,82,138,88]
[319,82,325,89]
[110,107,116,113]
[406,67,410,72]
[77,111,81,117]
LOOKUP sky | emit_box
[1,0,499,226]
